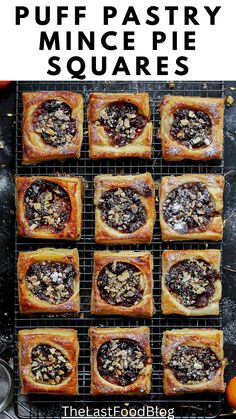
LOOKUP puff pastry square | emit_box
[162,250,221,316]
[18,248,80,314]
[18,328,79,395]
[22,91,83,164]
[94,173,156,244]
[162,329,226,395]
[159,96,224,161]
[88,93,152,159]
[16,176,83,240]
[91,251,155,318]
[159,174,224,241]
[89,326,152,396]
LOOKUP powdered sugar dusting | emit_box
[173,221,186,232]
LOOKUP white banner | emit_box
[0,0,235,80]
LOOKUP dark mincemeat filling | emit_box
[166,259,219,308]
[98,187,148,233]
[33,100,76,147]
[163,182,215,233]
[97,261,144,307]
[97,339,147,386]
[31,344,72,385]
[170,109,212,149]
[168,345,221,384]
[24,179,71,233]
[26,261,75,305]
[98,102,147,147]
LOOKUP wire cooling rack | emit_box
[14,81,224,419]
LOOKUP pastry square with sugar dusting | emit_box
[159,174,224,241]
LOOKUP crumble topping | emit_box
[163,182,215,233]
[170,109,212,149]
[33,100,76,147]
[98,102,146,147]
[166,259,218,308]
[97,261,144,307]
[168,345,221,384]
[98,187,147,233]
[97,339,147,386]
[26,261,75,305]
[24,179,71,233]
[31,344,72,385]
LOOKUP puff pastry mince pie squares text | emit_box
[88,93,152,159]
[22,91,83,164]
[159,96,224,161]
[16,176,83,240]
[161,250,221,316]
[94,172,156,244]
[18,248,80,314]
[18,328,79,395]
[91,251,155,318]
[89,326,152,396]
[159,174,224,241]
[162,329,226,395]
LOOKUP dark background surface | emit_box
[0,82,236,417]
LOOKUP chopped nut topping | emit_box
[26,261,75,304]
[166,259,219,308]
[163,182,215,233]
[170,108,212,149]
[98,262,144,307]
[98,102,147,147]
[31,344,72,385]
[98,187,147,233]
[33,100,76,147]
[24,179,71,233]
[97,339,147,386]
[168,345,221,384]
